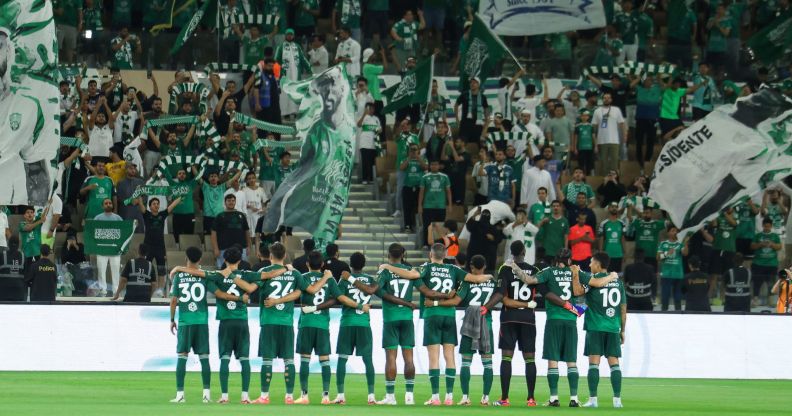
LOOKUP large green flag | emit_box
[83,220,136,256]
[169,0,218,56]
[260,65,356,252]
[459,14,522,90]
[382,55,434,114]
[747,10,792,65]
[149,0,192,34]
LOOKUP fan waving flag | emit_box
[170,0,218,56]
[382,55,434,113]
[478,0,606,36]
[460,14,522,90]
[260,65,357,252]
[747,10,792,65]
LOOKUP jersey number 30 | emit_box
[178,283,205,302]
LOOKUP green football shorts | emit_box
[218,319,250,358]
[423,315,458,346]
[382,320,415,349]
[336,326,373,356]
[583,330,622,358]
[177,324,209,355]
[258,324,294,359]
[542,320,578,362]
[296,327,331,356]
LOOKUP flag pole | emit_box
[475,14,524,72]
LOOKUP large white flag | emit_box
[478,0,606,36]
[648,90,792,236]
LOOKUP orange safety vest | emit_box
[444,235,459,257]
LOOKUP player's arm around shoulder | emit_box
[570,264,588,296]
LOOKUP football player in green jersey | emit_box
[427,255,499,405]
[294,251,339,405]
[230,243,303,405]
[571,252,627,408]
[168,247,230,403]
[170,247,289,404]
[382,243,492,406]
[535,249,617,407]
[338,244,420,405]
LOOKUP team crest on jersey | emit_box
[227,301,237,310]
[9,112,21,131]
[188,302,197,312]
[606,307,615,317]
[276,303,285,311]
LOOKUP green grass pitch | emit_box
[0,372,788,415]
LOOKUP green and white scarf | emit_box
[168,82,211,114]
[230,13,280,26]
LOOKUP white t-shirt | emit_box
[336,38,361,77]
[243,186,268,213]
[355,90,373,120]
[358,114,381,150]
[512,122,545,157]
[308,46,329,74]
[497,86,514,120]
[224,188,247,214]
[0,211,8,248]
[41,194,63,237]
[89,124,114,157]
[113,110,138,144]
[591,105,625,145]
[503,221,540,264]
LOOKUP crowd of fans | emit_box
[0,0,791,314]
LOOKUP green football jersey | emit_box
[170,272,209,326]
[297,271,340,329]
[256,265,301,326]
[83,176,114,219]
[376,263,422,322]
[712,214,737,252]
[536,267,576,321]
[657,240,684,279]
[580,272,625,333]
[457,279,497,323]
[752,231,781,267]
[337,273,375,327]
[563,181,594,202]
[599,219,626,258]
[19,220,42,257]
[207,270,260,321]
[733,201,756,239]
[629,219,664,256]
[766,203,786,231]
[419,262,467,318]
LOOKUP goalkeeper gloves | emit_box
[563,301,581,317]
[480,306,489,315]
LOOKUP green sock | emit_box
[261,360,273,394]
[199,356,211,389]
[336,356,348,394]
[588,364,599,397]
[240,358,251,393]
[547,368,559,396]
[176,356,187,391]
[385,380,395,395]
[482,358,494,396]
[568,366,579,396]
[460,357,472,396]
[285,359,295,395]
[610,365,622,397]
[220,357,230,394]
[363,356,375,395]
[429,369,440,395]
[445,368,456,394]
[299,357,310,395]
[320,359,331,395]
[405,377,415,393]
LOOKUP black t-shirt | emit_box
[121,257,157,302]
[683,271,711,312]
[143,211,169,247]
[623,262,655,307]
[25,258,58,302]
[600,85,628,114]
[293,254,309,273]
[214,110,232,136]
[214,211,249,250]
[323,258,351,282]
[497,261,539,324]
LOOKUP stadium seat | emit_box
[177,234,203,250]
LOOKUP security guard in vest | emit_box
[723,253,751,312]
[112,244,157,302]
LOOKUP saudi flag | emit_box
[260,65,356,252]
[169,0,218,56]
[747,10,792,65]
[382,55,433,114]
[459,14,522,90]
[83,220,137,256]
[0,0,60,206]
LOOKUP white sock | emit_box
[386,393,395,400]
[613,397,621,403]
[432,393,440,400]
[337,393,346,400]
[175,391,184,399]
[461,394,469,401]
[571,395,578,402]
[285,393,293,399]
[203,389,211,398]
[368,393,376,402]
[220,393,228,400]
[261,392,269,399]
[482,395,489,402]
[549,395,559,402]
[241,392,250,401]
[589,397,598,403]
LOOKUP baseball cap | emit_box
[521,109,532,116]
[362,48,374,62]
[494,112,503,118]
[285,28,295,35]
[471,76,481,84]
[608,201,619,207]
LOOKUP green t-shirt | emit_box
[420,172,450,209]
[712,214,737,252]
[297,271,340,329]
[335,0,361,28]
[546,117,574,149]
[337,273,375,326]
[207,270,259,321]
[563,181,594,202]
[54,0,84,26]
[599,219,626,258]
[403,159,425,187]
[143,0,169,28]
[637,12,654,49]
[170,272,209,326]
[752,231,781,267]
[275,163,295,189]
[657,240,684,279]
[167,178,196,215]
[728,1,746,39]
[256,265,301,326]
[392,19,419,52]
[242,35,269,66]
[706,17,732,53]
[201,182,226,218]
[83,5,103,31]
[295,0,319,27]
[546,33,572,59]
[660,88,687,120]
[766,203,786,231]
[734,201,756,239]
[112,0,132,27]
[367,0,389,11]
[667,8,696,41]
[536,267,577,321]
[540,216,569,257]
[613,11,638,44]
[530,201,551,225]
[376,263,422,322]
[395,133,419,168]
[83,176,114,219]
[363,63,384,100]
[258,147,283,181]
[629,219,664,256]
[575,123,594,150]
[111,36,134,69]
[19,219,43,257]
[418,262,467,318]
[636,84,662,106]
[580,272,625,333]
